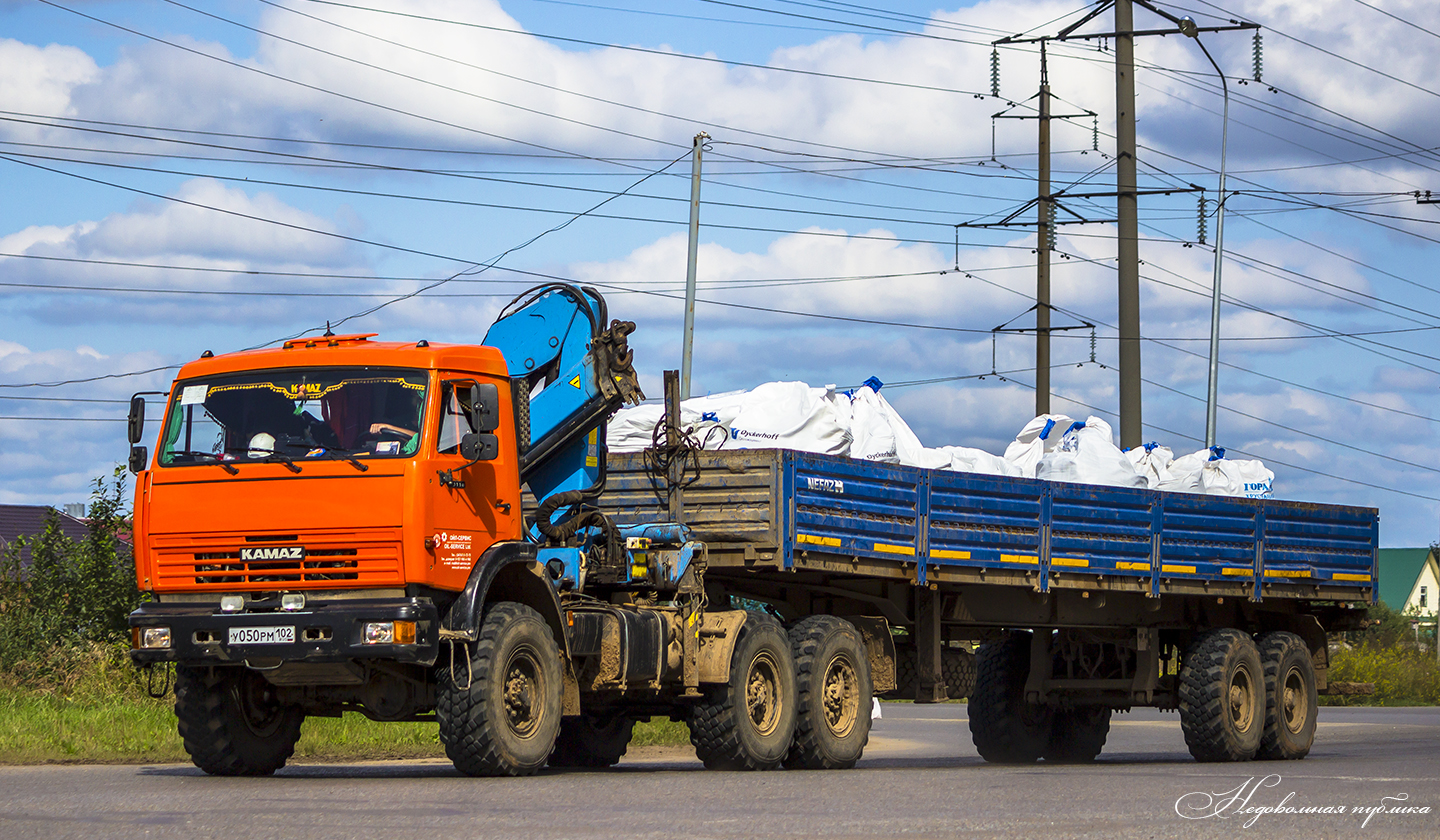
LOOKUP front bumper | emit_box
[128,597,440,667]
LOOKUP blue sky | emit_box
[2,0,1439,546]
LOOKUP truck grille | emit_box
[151,530,404,590]
[192,549,360,584]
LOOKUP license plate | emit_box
[228,626,295,645]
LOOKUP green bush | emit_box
[0,468,142,690]
[1324,600,1440,706]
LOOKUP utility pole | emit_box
[997,3,1255,447]
[1036,43,1052,417]
[1114,0,1142,449]
[681,132,709,400]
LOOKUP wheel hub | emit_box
[1227,666,1256,733]
[503,653,542,738]
[821,658,859,738]
[746,652,782,736]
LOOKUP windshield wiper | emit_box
[223,448,302,473]
[320,451,369,472]
[263,452,303,473]
[165,450,239,475]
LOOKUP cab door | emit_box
[424,376,521,589]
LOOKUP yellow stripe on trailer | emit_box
[1161,564,1196,574]
[874,542,915,556]
[1051,557,1089,568]
[1333,572,1372,582]
[1264,569,1313,578]
[930,549,971,560]
[999,554,1039,566]
[1116,561,1151,571]
[797,533,841,548]
[1221,568,1254,577]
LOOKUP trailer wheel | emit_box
[1043,706,1111,763]
[968,631,1052,764]
[174,665,303,776]
[690,612,797,770]
[884,647,917,700]
[548,714,636,768]
[437,601,563,777]
[943,648,977,700]
[785,616,872,770]
[1255,631,1318,761]
[1179,628,1264,762]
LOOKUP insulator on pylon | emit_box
[1252,31,1263,82]
[1197,195,1208,245]
[990,48,1000,97]
[1092,115,1099,151]
[1046,202,1057,250]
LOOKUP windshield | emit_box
[159,367,429,466]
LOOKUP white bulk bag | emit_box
[1004,413,1076,478]
[726,381,852,456]
[1036,416,1147,488]
[1158,447,1275,499]
[937,445,1022,477]
[1125,442,1175,489]
[847,383,929,465]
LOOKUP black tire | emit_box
[1179,628,1265,763]
[968,631,1052,764]
[785,616,872,770]
[548,714,636,768]
[690,612,797,770]
[436,601,563,777]
[1255,631,1318,761]
[174,665,303,776]
[885,647,917,700]
[943,648,976,700]
[1043,706,1111,763]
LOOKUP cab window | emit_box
[437,382,477,455]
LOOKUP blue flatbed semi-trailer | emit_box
[601,447,1374,763]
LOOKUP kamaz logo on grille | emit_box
[239,546,306,561]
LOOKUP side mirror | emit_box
[469,383,500,433]
[129,445,148,474]
[459,432,499,462]
[127,396,146,444]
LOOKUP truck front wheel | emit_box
[174,665,303,776]
[437,601,563,776]
[690,613,797,770]
[785,615,872,770]
[968,631,1052,763]
[1179,628,1264,762]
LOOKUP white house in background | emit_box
[1377,548,1440,618]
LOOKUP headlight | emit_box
[133,626,171,649]
[363,621,416,645]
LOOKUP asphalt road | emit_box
[2,705,1437,840]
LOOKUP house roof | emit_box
[0,504,91,564]
[1377,548,1434,610]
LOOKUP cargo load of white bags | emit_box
[605,379,1271,497]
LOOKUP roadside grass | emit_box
[0,645,690,765]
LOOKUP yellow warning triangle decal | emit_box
[569,375,582,388]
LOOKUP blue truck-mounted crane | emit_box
[126,283,1376,777]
